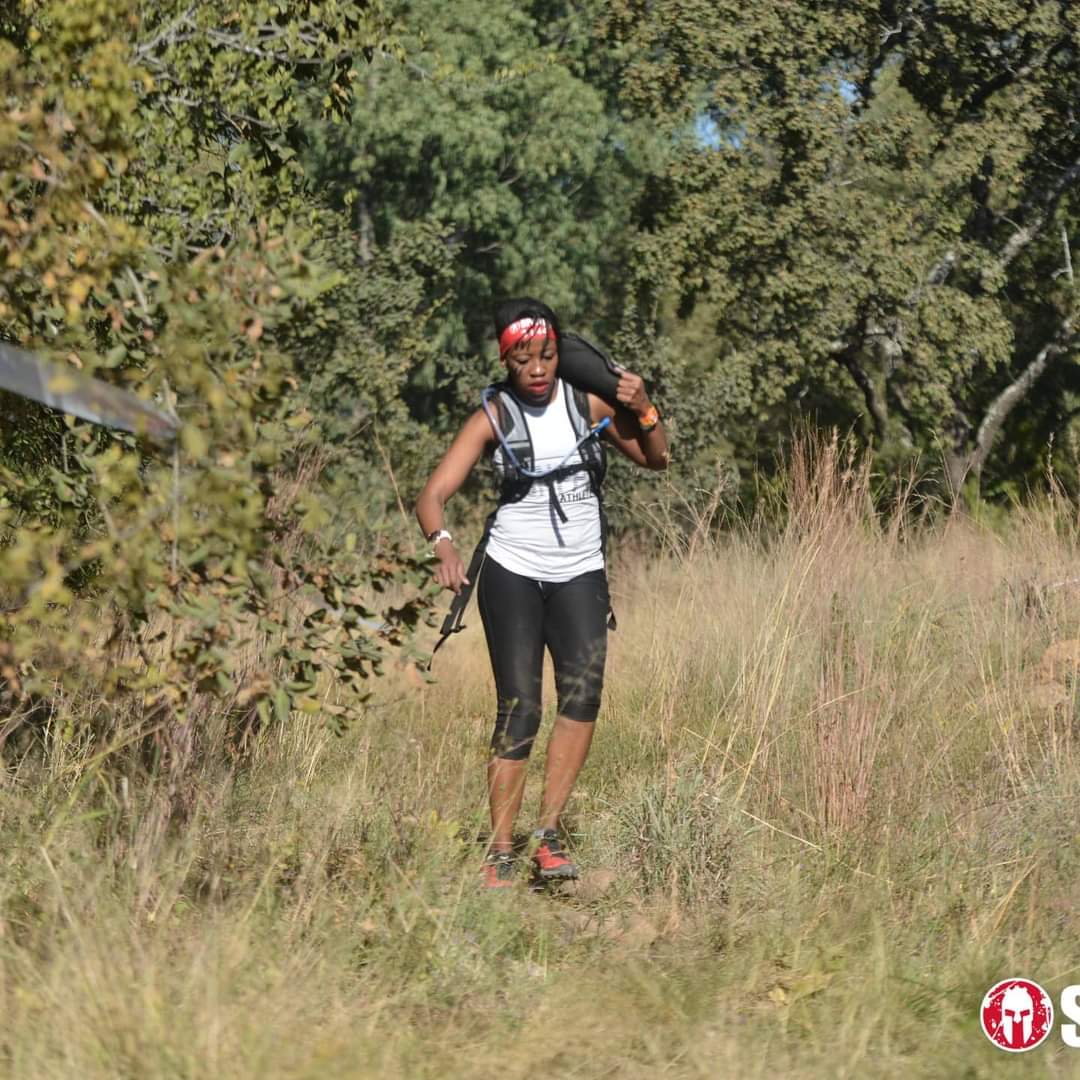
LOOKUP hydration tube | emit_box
[481,385,611,478]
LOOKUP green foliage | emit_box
[599,1,1080,502]
[0,0,434,756]
[305,0,655,409]
[292,0,1080,518]
[286,210,457,521]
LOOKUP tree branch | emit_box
[992,150,1080,277]
[851,7,917,116]
[871,146,1080,379]
[837,350,889,442]
[830,316,890,442]
[133,6,196,60]
[888,383,917,446]
[966,315,1078,479]
[959,36,1070,119]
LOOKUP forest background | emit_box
[5,0,1080,739]
[3,2,1080,1075]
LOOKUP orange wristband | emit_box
[638,405,660,431]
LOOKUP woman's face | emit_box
[504,334,558,404]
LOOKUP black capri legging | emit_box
[477,557,609,761]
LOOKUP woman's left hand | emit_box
[615,367,652,418]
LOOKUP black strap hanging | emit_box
[428,511,496,667]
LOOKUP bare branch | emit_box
[375,49,432,80]
[204,29,294,62]
[161,94,275,131]
[991,151,1080,277]
[888,383,917,446]
[830,314,889,442]
[203,27,357,67]
[959,37,1069,118]
[852,11,918,116]
[965,315,1078,480]
[923,251,956,288]
[902,251,955,314]
[133,6,197,60]
[1053,224,1074,284]
[125,267,150,317]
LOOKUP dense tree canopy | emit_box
[304,0,1080,506]
[305,0,659,428]
[600,0,1080,499]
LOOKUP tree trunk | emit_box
[941,317,1076,502]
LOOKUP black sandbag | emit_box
[558,332,622,403]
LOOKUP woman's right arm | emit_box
[415,408,494,594]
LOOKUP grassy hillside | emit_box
[3,444,1080,1077]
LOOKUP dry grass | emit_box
[4,442,1080,1076]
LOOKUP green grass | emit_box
[5,452,1080,1077]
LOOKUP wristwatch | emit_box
[427,529,453,546]
[638,405,660,432]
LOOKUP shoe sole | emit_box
[536,864,578,880]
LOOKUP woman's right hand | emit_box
[433,541,470,594]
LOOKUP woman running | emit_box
[415,298,668,887]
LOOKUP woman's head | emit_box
[493,297,560,404]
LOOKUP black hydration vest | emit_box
[430,380,612,663]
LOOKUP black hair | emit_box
[492,297,561,344]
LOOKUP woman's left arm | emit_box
[591,369,669,471]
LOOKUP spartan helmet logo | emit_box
[981,978,1053,1052]
[1001,984,1035,1047]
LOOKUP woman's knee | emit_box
[555,691,601,723]
[491,732,537,760]
[491,695,541,760]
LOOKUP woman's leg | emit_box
[539,570,609,831]
[477,558,545,853]
[537,717,595,833]
[486,758,526,854]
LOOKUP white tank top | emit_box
[485,380,604,582]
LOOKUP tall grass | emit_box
[4,440,1080,1076]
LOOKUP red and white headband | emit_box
[499,317,557,357]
